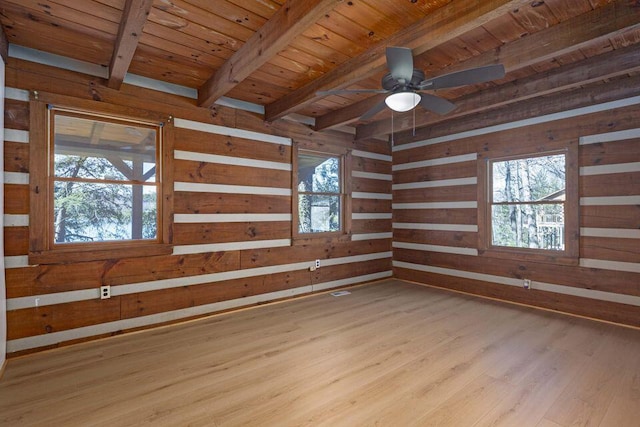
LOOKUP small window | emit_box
[292,146,352,244]
[490,153,566,251]
[50,108,161,245]
[296,151,342,233]
[478,146,578,264]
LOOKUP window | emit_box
[51,109,161,244]
[478,146,578,264]
[293,147,351,242]
[490,153,566,250]
[29,95,173,264]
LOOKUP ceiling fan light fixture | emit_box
[385,91,420,112]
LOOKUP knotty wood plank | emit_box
[173,191,291,214]
[393,161,476,185]
[581,205,640,229]
[173,159,291,188]
[3,141,29,173]
[580,172,640,197]
[4,226,29,256]
[351,218,391,234]
[393,185,477,204]
[394,229,477,248]
[172,221,291,245]
[393,208,478,225]
[4,99,29,130]
[4,184,29,215]
[352,198,391,214]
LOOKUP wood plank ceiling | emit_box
[0,0,639,140]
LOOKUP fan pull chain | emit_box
[413,106,416,137]
[391,110,394,146]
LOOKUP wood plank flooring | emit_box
[1,279,639,426]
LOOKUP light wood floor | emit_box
[1,279,639,426]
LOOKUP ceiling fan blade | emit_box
[419,64,506,90]
[316,89,388,96]
[386,46,414,83]
[419,93,456,115]
[360,99,389,121]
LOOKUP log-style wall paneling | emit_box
[393,89,640,327]
[3,57,393,354]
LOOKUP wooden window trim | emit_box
[29,93,174,264]
[477,143,579,266]
[291,144,352,246]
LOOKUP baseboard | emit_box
[0,358,7,381]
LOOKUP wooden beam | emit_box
[356,40,640,140]
[108,0,154,90]
[0,25,8,63]
[198,0,341,108]
[264,0,528,122]
[314,94,386,131]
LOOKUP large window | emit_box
[293,147,351,242]
[478,146,578,264]
[29,96,172,264]
[51,109,161,244]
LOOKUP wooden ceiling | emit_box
[1,0,639,140]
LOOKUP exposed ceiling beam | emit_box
[0,26,8,62]
[264,0,529,122]
[198,0,342,108]
[107,0,154,90]
[314,94,386,131]
[340,0,640,137]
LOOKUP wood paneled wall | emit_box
[2,59,392,355]
[393,82,640,327]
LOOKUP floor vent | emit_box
[330,290,351,297]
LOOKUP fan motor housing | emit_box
[381,69,426,91]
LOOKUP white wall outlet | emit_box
[523,279,531,290]
[100,285,111,299]
[315,259,321,268]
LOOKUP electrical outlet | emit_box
[100,285,111,299]
[523,279,531,290]
[315,259,321,268]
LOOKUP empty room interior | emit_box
[0,0,639,425]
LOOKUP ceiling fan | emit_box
[317,47,506,120]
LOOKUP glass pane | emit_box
[492,154,565,203]
[53,181,157,243]
[297,152,340,193]
[492,204,564,250]
[298,195,340,233]
[54,114,157,182]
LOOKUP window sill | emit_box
[29,243,173,265]
[292,233,352,246]
[478,247,579,266]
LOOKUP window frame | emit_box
[29,93,174,264]
[477,144,579,265]
[291,144,352,245]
